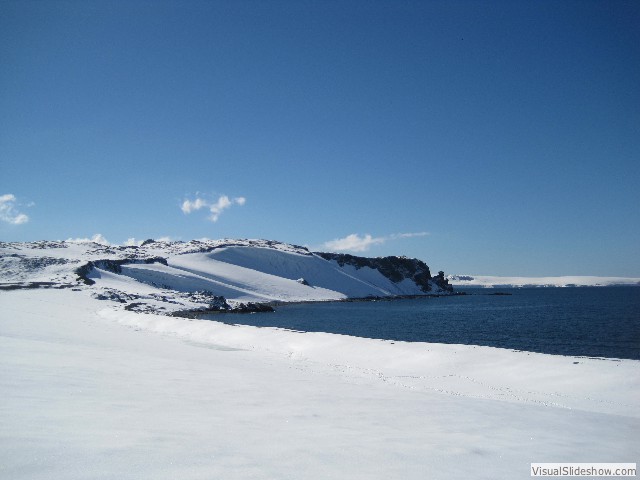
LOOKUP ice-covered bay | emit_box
[1,289,638,479]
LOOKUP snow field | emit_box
[1,288,638,479]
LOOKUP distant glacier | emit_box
[447,274,640,288]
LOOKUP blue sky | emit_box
[1,0,639,276]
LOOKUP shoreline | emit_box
[169,291,466,318]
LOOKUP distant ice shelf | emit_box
[447,274,640,288]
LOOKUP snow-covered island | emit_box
[1,239,638,479]
[0,238,453,313]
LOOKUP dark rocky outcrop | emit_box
[316,252,453,293]
[232,302,276,313]
[186,291,232,311]
[431,270,453,292]
[0,281,73,290]
[170,296,274,317]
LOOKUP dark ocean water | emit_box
[212,287,640,359]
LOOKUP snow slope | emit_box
[1,288,638,479]
[168,247,429,300]
[448,274,640,288]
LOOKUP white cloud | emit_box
[322,231,430,253]
[124,238,144,246]
[390,232,429,239]
[181,194,246,222]
[323,233,386,252]
[209,196,232,222]
[181,197,208,214]
[66,233,111,245]
[0,193,30,225]
[11,214,29,225]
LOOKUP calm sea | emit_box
[211,287,640,360]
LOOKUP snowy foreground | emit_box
[2,287,638,480]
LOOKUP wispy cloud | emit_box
[123,236,173,246]
[323,234,386,252]
[181,194,246,222]
[322,231,429,253]
[0,193,29,225]
[389,232,429,239]
[66,233,110,245]
[124,238,143,246]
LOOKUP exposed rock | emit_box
[124,302,163,313]
[432,271,454,293]
[186,291,231,311]
[315,252,453,293]
[232,302,276,313]
[0,240,68,250]
[92,288,140,303]
[0,281,71,290]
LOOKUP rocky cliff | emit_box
[315,252,453,293]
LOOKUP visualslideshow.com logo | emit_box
[531,463,636,477]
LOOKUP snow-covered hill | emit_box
[0,238,452,313]
[448,274,640,288]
